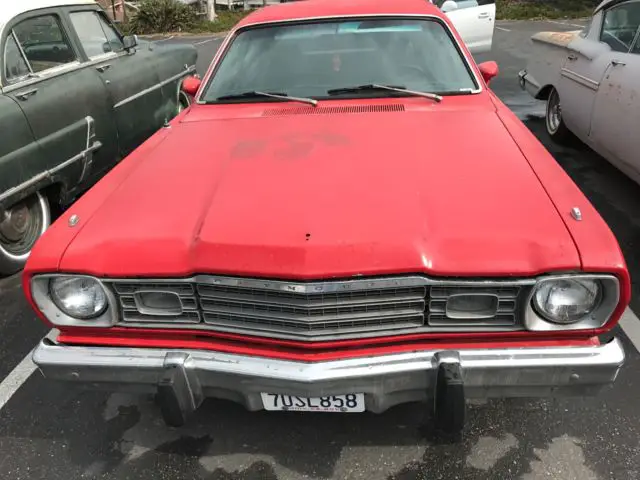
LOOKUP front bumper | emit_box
[33,337,625,416]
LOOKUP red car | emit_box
[25,0,629,436]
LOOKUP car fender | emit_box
[148,42,198,121]
[522,31,579,99]
[0,95,45,211]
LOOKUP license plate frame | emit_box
[260,393,365,412]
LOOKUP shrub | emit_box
[130,0,198,34]
[496,0,598,20]
[191,10,252,33]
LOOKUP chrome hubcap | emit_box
[0,204,31,242]
[0,196,42,256]
[547,90,562,133]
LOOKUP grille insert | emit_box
[114,282,200,324]
[199,284,426,337]
[428,286,520,327]
[106,277,530,341]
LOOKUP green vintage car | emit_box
[0,0,197,275]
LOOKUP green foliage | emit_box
[129,0,198,34]
[125,0,600,34]
[191,11,253,33]
[496,0,598,20]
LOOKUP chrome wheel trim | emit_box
[546,89,562,135]
[0,192,50,261]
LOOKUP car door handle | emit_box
[96,64,111,73]
[611,59,626,66]
[478,12,490,18]
[15,88,38,101]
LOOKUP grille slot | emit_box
[107,277,529,340]
[428,286,521,327]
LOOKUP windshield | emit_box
[201,18,479,103]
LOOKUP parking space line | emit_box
[620,308,640,353]
[546,20,586,28]
[154,35,175,43]
[496,26,511,32]
[0,329,55,412]
[194,38,217,46]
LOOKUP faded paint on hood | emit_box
[57,99,580,279]
[532,30,581,47]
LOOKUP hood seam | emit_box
[493,103,583,270]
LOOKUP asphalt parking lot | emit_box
[2,19,640,480]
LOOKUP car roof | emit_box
[595,0,634,13]
[236,0,443,29]
[0,0,96,34]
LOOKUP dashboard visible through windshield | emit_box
[201,17,480,103]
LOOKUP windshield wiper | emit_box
[214,91,318,106]
[327,84,442,102]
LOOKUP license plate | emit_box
[260,393,365,412]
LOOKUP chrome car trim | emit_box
[102,276,534,341]
[1,53,121,93]
[524,274,620,331]
[114,65,197,109]
[12,29,34,74]
[33,336,626,413]
[196,14,483,104]
[571,207,583,221]
[0,116,101,204]
[107,275,537,291]
[30,273,119,328]
[560,67,600,91]
[3,60,83,93]
[31,273,622,338]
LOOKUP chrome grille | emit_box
[428,285,520,327]
[114,283,200,324]
[199,284,426,336]
[107,276,531,341]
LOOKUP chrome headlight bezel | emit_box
[30,274,117,327]
[525,274,620,331]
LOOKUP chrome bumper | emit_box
[33,337,624,416]
[518,69,541,97]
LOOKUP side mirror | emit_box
[123,35,138,50]
[441,0,459,12]
[478,61,499,84]
[182,75,202,97]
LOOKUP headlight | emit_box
[532,278,601,324]
[49,277,108,319]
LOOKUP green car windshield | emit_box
[201,18,479,102]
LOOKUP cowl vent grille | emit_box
[262,104,404,116]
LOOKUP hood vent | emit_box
[262,104,404,116]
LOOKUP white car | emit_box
[432,0,496,54]
[519,0,640,184]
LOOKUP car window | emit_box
[69,11,124,59]
[4,34,31,81]
[633,33,640,53]
[202,18,479,102]
[601,1,640,53]
[11,15,76,74]
[580,17,593,38]
[433,0,481,9]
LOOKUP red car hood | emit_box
[59,101,580,278]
